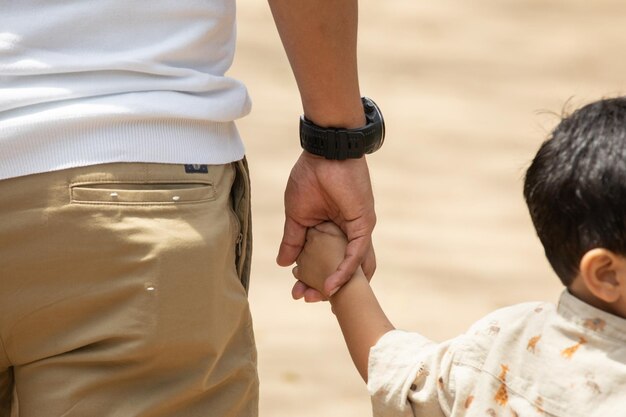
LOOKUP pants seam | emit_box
[0,331,10,366]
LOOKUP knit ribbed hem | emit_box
[0,118,245,180]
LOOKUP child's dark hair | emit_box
[524,97,626,286]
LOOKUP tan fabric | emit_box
[0,161,258,417]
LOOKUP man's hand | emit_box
[277,151,376,299]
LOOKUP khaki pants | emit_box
[0,161,257,417]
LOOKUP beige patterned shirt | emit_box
[368,291,626,417]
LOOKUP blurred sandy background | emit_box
[229,1,626,416]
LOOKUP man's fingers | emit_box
[322,248,362,296]
[322,235,371,296]
[361,244,376,281]
[277,217,307,267]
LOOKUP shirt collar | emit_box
[557,290,626,343]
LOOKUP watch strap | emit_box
[299,97,385,160]
[299,118,379,160]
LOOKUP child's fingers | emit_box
[313,221,346,238]
[292,280,327,302]
[291,280,307,300]
[292,265,300,280]
[304,287,327,303]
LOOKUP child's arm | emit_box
[296,223,395,382]
[330,268,395,381]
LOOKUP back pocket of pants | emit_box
[70,182,216,205]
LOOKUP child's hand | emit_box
[294,222,348,296]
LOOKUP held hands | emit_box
[277,151,376,301]
[293,222,349,293]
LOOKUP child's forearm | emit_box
[329,269,395,382]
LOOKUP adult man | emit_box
[0,0,377,415]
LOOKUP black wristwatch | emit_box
[299,97,385,160]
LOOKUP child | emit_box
[293,97,626,417]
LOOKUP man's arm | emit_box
[269,0,377,299]
[267,0,364,128]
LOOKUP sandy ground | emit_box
[229,1,626,416]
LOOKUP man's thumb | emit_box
[276,217,307,266]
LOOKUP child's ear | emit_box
[579,248,626,303]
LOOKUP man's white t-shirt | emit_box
[0,0,250,180]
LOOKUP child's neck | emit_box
[568,280,626,319]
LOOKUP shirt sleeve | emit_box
[367,330,457,417]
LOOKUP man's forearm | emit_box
[330,270,395,382]
[268,0,365,129]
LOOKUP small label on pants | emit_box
[184,164,208,174]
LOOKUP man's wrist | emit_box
[302,95,366,129]
[303,111,366,130]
